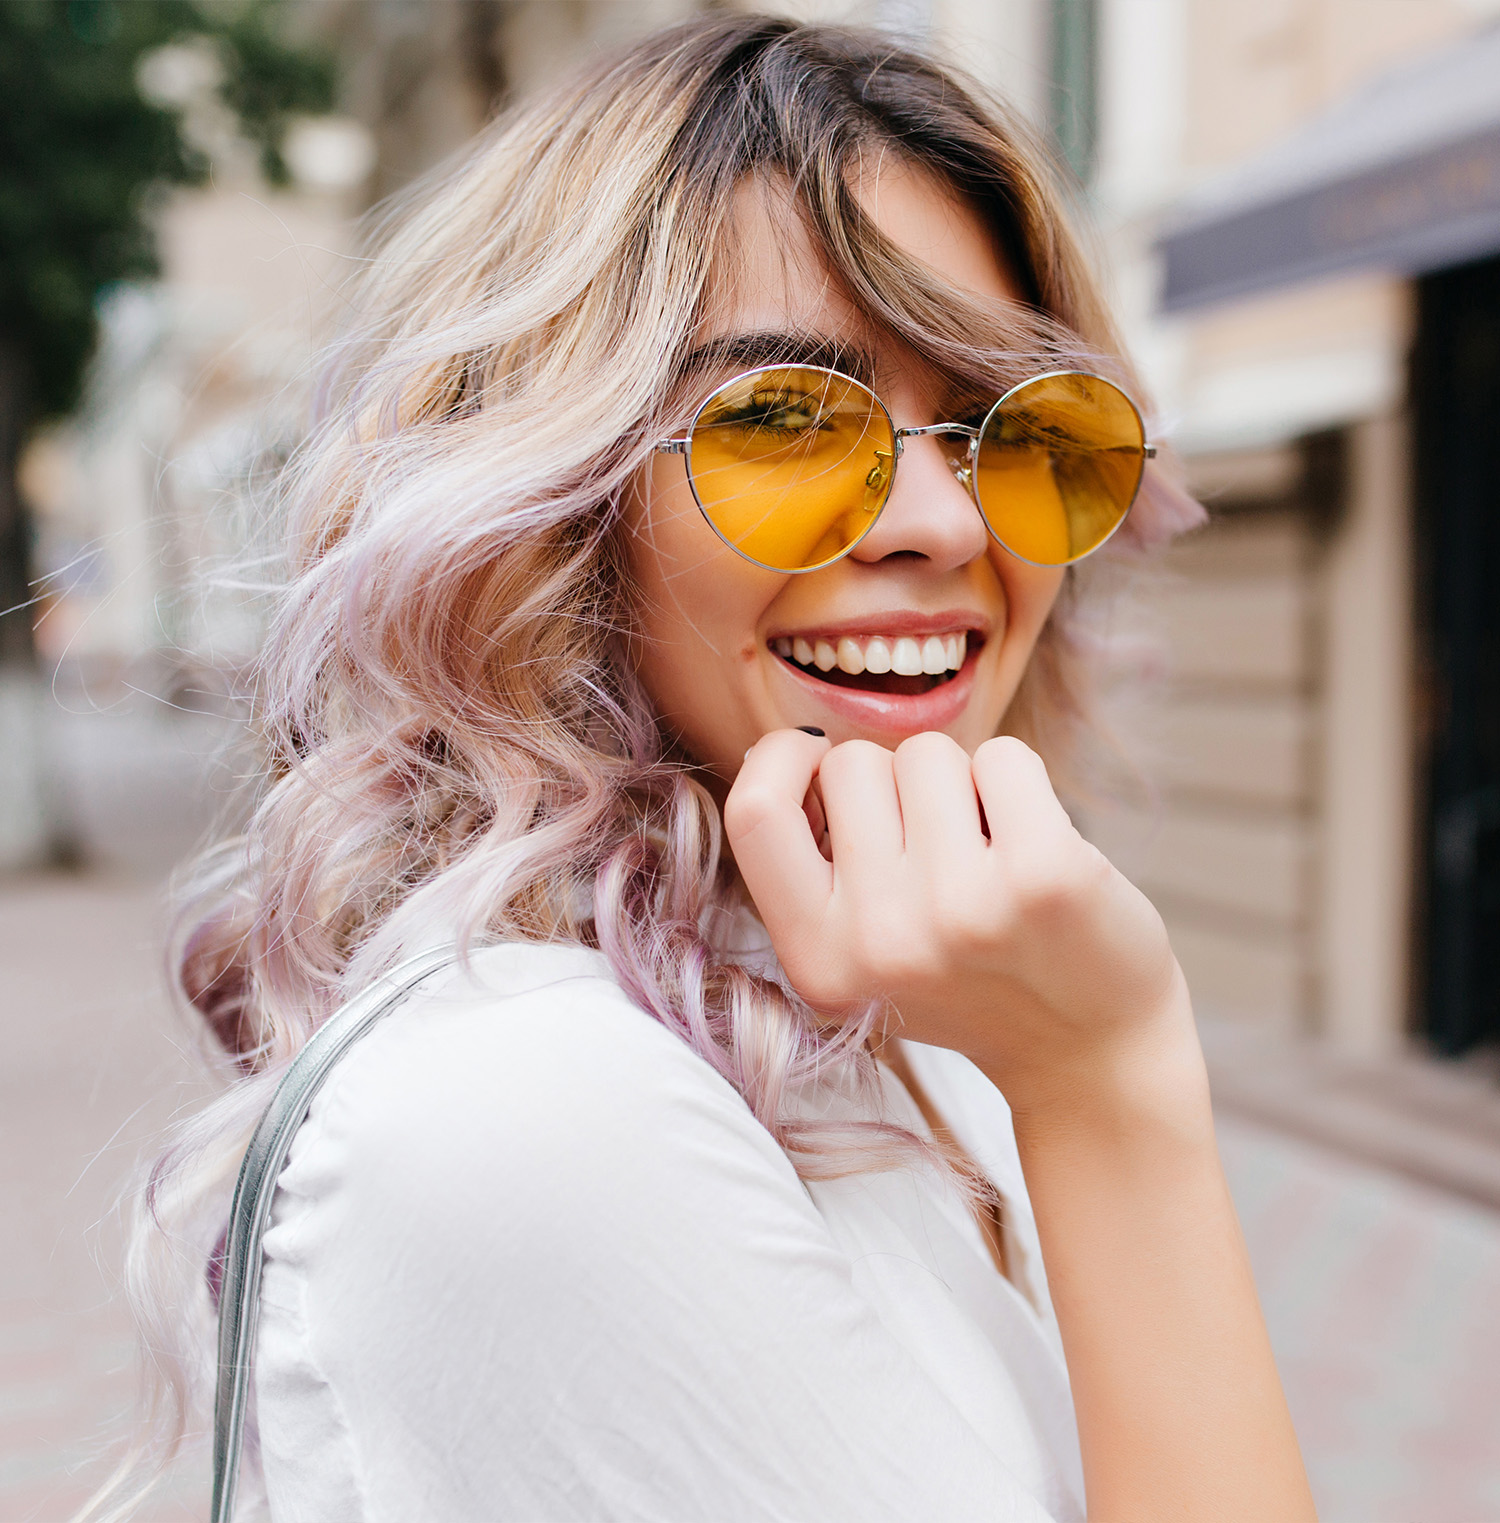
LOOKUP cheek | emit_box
[981,555,1066,724]
[623,463,774,717]
[987,546,1064,645]
[626,458,704,593]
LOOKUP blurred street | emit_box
[0,693,234,1522]
[1,873,208,1523]
[2,851,1499,1521]
[1219,1116,1500,1522]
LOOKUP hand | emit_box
[725,728,1192,1111]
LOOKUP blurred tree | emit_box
[0,0,335,665]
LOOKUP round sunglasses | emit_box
[655,364,1155,573]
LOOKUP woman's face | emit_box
[625,164,1065,780]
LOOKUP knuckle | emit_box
[824,737,889,777]
[996,733,1038,760]
[1008,841,1106,920]
[722,783,776,840]
[975,733,1041,777]
[896,729,962,767]
[839,737,890,759]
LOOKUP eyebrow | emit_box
[678,329,879,386]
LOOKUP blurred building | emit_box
[1083,0,1500,1066]
[15,56,374,873]
[20,0,1500,1066]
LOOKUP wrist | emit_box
[979,974,1212,1143]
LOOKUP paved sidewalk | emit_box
[1220,1114,1500,1522]
[3,871,1500,1522]
[1,873,208,1522]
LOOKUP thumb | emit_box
[726,728,835,945]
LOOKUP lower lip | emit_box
[771,645,983,735]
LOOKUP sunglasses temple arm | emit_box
[656,437,689,455]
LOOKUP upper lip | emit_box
[764,610,990,644]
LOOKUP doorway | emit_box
[1414,252,1500,1054]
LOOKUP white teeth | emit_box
[863,637,892,674]
[775,630,970,675]
[836,637,865,675]
[892,637,923,676]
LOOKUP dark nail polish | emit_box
[796,726,826,737]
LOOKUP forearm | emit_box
[1000,998,1317,1523]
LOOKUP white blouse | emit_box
[252,940,1085,1522]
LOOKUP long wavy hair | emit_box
[88,14,1201,1518]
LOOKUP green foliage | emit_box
[217,0,337,187]
[0,0,336,421]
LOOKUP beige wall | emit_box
[1093,0,1481,452]
[1317,413,1415,1054]
[1105,415,1417,1050]
[1164,0,1473,451]
[1103,0,1493,1047]
[1183,0,1474,172]
[1088,482,1321,1030]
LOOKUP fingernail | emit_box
[796,726,826,737]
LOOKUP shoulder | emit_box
[327,939,702,1110]
[277,939,803,1242]
[262,940,837,1414]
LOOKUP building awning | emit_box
[1159,25,1500,312]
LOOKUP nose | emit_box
[848,432,989,571]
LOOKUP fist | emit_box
[724,729,1187,1103]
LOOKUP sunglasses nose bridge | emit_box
[891,422,981,498]
[850,425,990,571]
[893,422,980,446]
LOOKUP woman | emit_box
[106,15,1315,1523]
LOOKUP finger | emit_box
[971,735,1076,855]
[891,731,986,867]
[802,777,833,862]
[817,738,905,873]
[725,729,835,939]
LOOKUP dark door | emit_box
[1415,252,1500,1054]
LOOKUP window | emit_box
[1049,0,1098,187]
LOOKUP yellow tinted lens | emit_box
[687,367,894,572]
[974,373,1145,565]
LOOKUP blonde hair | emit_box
[89,15,1201,1517]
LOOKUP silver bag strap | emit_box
[209,946,457,1523]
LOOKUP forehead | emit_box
[854,156,1019,304]
[693,163,1021,375]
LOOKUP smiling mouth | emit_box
[771,631,974,696]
